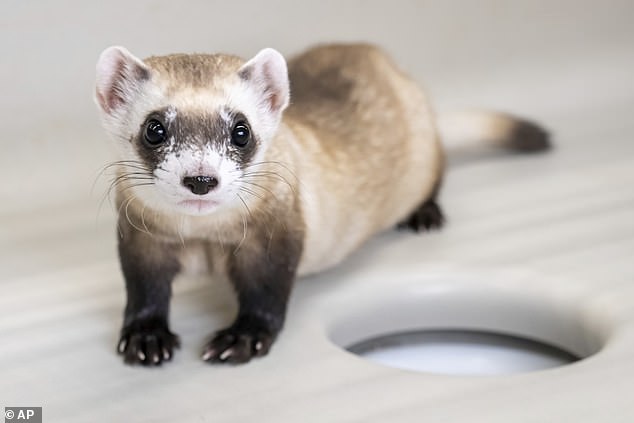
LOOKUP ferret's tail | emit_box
[437,111,551,162]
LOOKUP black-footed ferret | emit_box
[94,44,549,366]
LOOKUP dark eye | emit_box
[144,119,167,146]
[231,121,251,147]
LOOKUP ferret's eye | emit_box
[144,119,167,146]
[231,122,251,147]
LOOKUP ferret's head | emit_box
[94,46,290,216]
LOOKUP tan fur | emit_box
[284,44,442,274]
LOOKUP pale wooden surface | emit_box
[1,1,633,422]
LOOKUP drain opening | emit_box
[347,329,580,375]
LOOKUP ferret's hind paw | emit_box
[397,199,445,232]
[117,319,180,366]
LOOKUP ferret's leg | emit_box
[397,183,445,232]
[202,227,302,364]
[116,217,181,366]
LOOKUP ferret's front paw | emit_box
[201,324,275,364]
[117,318,180,366]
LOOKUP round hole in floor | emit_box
[347,330,579,375]
[328,283,605,375]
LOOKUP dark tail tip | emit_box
[510,119,552,153]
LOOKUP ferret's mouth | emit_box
[178,199,219,214]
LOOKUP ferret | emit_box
[94,43,549,366]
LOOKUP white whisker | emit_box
[124,196,152,236]
[233,194,250,255]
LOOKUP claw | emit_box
[219,348,233,361]
[118,339,128,353]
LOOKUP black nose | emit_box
[182,175,219,195]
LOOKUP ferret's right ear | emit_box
[95,46,150,115]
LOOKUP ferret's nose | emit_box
[182,175,219,195]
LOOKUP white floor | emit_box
[1,2,633,422]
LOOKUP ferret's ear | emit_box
[95,46,150,115]
[238,48,290,115]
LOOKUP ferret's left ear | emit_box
[238,48,290,116]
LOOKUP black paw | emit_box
[117,318,180,366]
[397,199,445,232]
[202,324,276,364]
